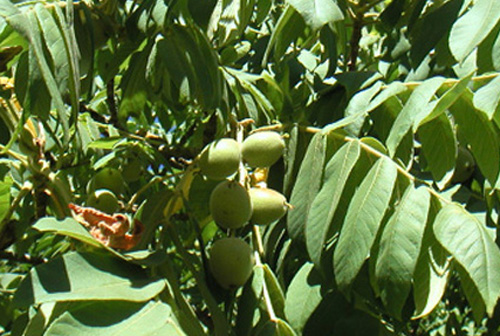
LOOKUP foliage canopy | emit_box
[1,0,500,335]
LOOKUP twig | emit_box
[0,250,46,265]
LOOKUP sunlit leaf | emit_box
[306,141,360,266]
[434,203,500,316]
[449,0,500,62]
[334,157,398,290]
[386,77,445,157]
[375,185,430,319]
[287,132,326,240]
[287,0,343,31]
[473,75,500,118]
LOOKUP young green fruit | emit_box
[209,237,254,289]
[209,180,252,229]
[249,188,288,225]
[451,147,475,183]
[242,131,285,167]
[86,189,119,214]
[88,168,125,195]
[199,138,241,180]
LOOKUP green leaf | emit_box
[449,90,500,185]
[385,77,445,157]
[409,0,463,67]
[417,113,456,182]
[287,0,343,31]
[433,203,500,316]
[25,9,69,143]
[255,318,297,336]
[284,263,322,333]
[418,72,473,125]
[34,4,69,93]
[0,0,30,40]
[171,24,222,109]
[262,264,286,319]
[0,175,11,223]
[13,251,166,308]
[287,132,326,240]
[334,157,398,290]
[413,233,451,319]
[235,266,264,336]
[449,0,500,62]
[32,217,104,249]
[493,27,500,70]
[44,301,185,336]
[119,44,152,120]
[87,136,123,149]
[375,185,431,319]
[262,5,305,66]
[306,141,361,266]
[343,82,383,136]
[456,262,487,322]
[473,75,500,118]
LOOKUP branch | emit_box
[106,78,119,127]
[347,13,364,71]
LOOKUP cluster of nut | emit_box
[197,131,288,289]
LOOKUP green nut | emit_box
[209,237,254,289]
[249,187,288,225]
[209,180,252,229]
[199,138,241,180]
[242,131,285,168]
[88,167,125,195]
[86,189,119,214]
[451,147,475,183]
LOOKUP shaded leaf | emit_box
[375,185,430,319]
[14,252,166,308]
[410,0,463,67]
[334,157,398,290]
[262,5,305,65]
[417,113,456,182]
[119,44,152,120]
[284,263,322,333]
[449,90,500,185]
[433,203,500,315]
[255,318,297,336]
[413,234,451,319]
[44,301,185,336]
